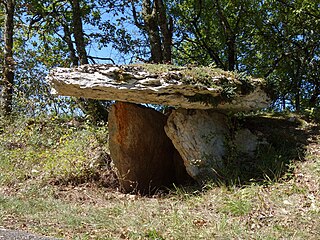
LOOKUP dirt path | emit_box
[0,229,61,240]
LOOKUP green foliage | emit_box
[246,0,320,111]
[172,0,254,70]
[172,0,320,111]
[303,108,320,123]
[0,115,116,187]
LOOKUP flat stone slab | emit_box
[47,64,270,111]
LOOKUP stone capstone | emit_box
[165,109,230,183]
[108,102,187,193]
[47,64,270,111]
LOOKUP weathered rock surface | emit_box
[48,64,270,111]
[233,128,260,157]
[165,109,230,183]
[108,102,179,193]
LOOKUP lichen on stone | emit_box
[48,63,270,111]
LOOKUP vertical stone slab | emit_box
[108,102,176,193]
[165,109,230,183]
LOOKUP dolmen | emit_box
[48,64,271,193]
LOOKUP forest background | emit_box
[0,0,319,121]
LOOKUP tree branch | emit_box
[130,0,145,30]
[87,56,115,64]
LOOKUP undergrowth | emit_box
[0,115,118,188]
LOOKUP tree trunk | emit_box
[70,0,88,65]
[155,0,173,63]
[132,0,173,63]
[62,23,78,66]
[227,35,236,71]
[0,0,15,116]
[295,90,300,112]
[309,82,320,107]
[282,96,286,111]
[69,0,108,122]
[294,60,302,112]
[142,0,163,63]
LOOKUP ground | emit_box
[0,114,319,239]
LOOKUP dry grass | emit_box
[0,116,319,239]
[1,154,319,239]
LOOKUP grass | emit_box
[131,63,261,90]
[0,115,319,239]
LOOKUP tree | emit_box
[0,0,15,116]
[244,0,320,111]
[172,0,253,71]
[24,0,110,121]
[68,0,109,122]
[70,0,88,65]
[1,0,319,117]
[171,0,320,111]
[131,0,173,63]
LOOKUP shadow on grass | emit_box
[215,115,319,187]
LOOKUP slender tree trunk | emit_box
[294,60,302,112]
[309,86,320,107]
[155,0,173,63]
[214,0,237,71]
[70,0,88,65]
[227,35,236,71]
[308,77,319,107]
[62,24,78,66]
[69,0,108,122]
[0,0,15,116]
[132,0,173,63]
[295,89,300,112]
[282,96,286,111]
[142,0,163,63]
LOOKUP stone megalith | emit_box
[108,102,178,193]
[47,64,270,111]
[165,109,230,183]
[47,64,272,189]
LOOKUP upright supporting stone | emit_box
[165,109,230,183]
[108,102,177,193]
